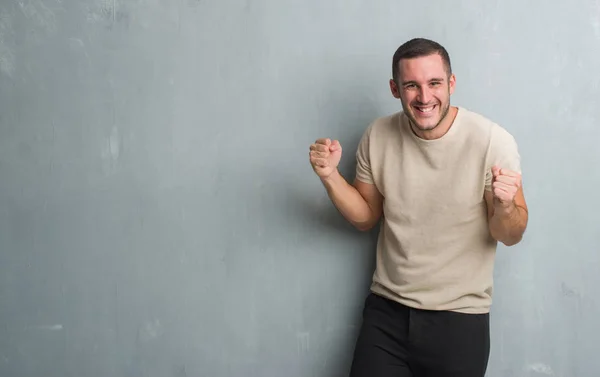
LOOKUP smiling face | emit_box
[390,53,456,137]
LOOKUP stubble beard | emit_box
[404,99,450,132]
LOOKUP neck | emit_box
[410,106,458,140]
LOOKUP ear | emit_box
[389,79,401,99]
[448,74,456,95]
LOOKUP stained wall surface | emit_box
[1,1,599,376]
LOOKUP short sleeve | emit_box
[355,124,374,184]
[485,126,521,191]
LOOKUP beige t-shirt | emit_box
[355,107,521,314]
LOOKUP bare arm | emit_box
[320,170,383,231]
[310,136,383,231]
[484,174,528,246]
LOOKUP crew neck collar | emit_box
[405,106,463,144]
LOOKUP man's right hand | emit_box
[309,138,342,179]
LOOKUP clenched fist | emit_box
[309,138,342,178]
[491,166,521,208]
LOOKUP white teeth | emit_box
[417,106,434,113]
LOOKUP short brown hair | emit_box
[392,38,452,82]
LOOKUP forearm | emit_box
[489,202,528,246]
[321,170,378,231]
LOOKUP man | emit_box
[308,38,528,377]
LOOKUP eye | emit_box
[430,81,441,86]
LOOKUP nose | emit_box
[418,86,432,104]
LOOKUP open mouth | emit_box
[413,104,437,115]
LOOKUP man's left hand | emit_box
[491,166,521,209]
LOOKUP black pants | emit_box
[349,293,490,377]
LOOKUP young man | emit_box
[308,38,528,377]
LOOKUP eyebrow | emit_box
[402,78,445,86]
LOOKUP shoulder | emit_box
[356,111,404,162]
[362,111,404,140]
[459,108,522,173]
[457,107,518,147]
[457,107,496,134]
